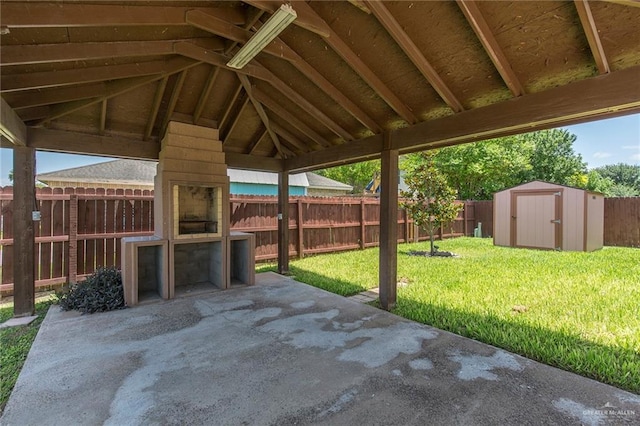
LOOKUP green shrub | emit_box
[56,267,125,314]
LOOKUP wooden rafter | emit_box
[33,60,200,126]
[144,77,169,140]
[99,100,107,134]
[270,121,310,153]
[0,3,245,27]
[574,0,610,74]
[456,0,525,97]
[225,9,265,55]
[187,10,379,132]
[348,1,371,14]
[175,42,353,141]
[247,128,268,154]
[193,67,220,124]
[0,97,27,146]
[219,84,243,131]
[252,87,330,149]
[222,96,250,141]
[237,74,284,156]
[160,71,188,136]
[1,58,188,92]
[3,83,107,109]
[186,10,297,63]
[366,0,464,112]
[286,64,640,173]
[291,1,417,123]
[242,0,331,37]
[0,40,194,66]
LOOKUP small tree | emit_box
[401,152,463,255]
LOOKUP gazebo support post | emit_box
[12,146,36,317]
[278,170,290,274]
[379,133,398,310]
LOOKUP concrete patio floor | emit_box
[2,272,638,425]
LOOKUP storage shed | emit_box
[494,181,604,252]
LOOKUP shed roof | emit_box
[1,1,639,172]
[494,180,605,196]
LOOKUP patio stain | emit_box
[552,398,603,426]
[449,350,524,381]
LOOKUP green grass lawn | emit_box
[0,298,54,413]
[259,237,640,393]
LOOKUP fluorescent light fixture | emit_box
[226,4,297,69]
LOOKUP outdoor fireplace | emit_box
[122,122,254,305]
[174,184,221,238]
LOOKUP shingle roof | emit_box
[306,172,353,190]
[36,159,350,191]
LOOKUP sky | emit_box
[0,113,638,186]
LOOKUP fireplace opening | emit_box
[137,245,165,303]
[172,240,225,295]
[174,184,221,237]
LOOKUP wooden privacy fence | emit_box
[1,187,637,293]
[0,187,154,292]
[0,188,478,293]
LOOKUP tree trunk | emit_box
[429,227,436,255]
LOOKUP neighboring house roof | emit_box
[227,169,308,187]
[36,159,351,192]
[37,159,157,186]
[305,172,352,191]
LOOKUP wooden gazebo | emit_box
[1,0,639,316]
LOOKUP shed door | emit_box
[512,191,562,250]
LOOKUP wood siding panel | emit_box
[585,193,604,251]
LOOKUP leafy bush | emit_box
[56,267,125,314]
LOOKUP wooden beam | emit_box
[1,58,187,92]
[237,74,284,156]
[160,71,188,137]
[286,134,384,173]
[348,0,371,14]
[0,97,27,145]
[0,3,245,27]
[225,10,265,55]
[2,83,107,109]
[12,146,36,317]
[188,10,380,132]
[186,10,298,63]
[366,0,464,112]
[247,128,268,154]
[219,84,243,130]
[290,1,418,124]
[27,127,159,159]
[242,0,332,37]
[225,152,283,171]
[175,42,353,141]
[252,88,330,149]
[456,0,525,97]
[379,136,398,310]
[277,170,290,274]
[270,121,311,153]
[0,40,191,66]
[222,96,250,141]
[145,77,169,140]
[599,0,640,8]
[574,0,610,74]
[99,100,107,134]
[286,65,640,172]
[34,60,199,126]
[193,67,220,123]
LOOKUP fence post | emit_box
[360,199,366,249]
[297,198,304,259]
[68,194,78,284]
[463,201,468,236]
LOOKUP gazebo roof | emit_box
[1,0,639,172]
